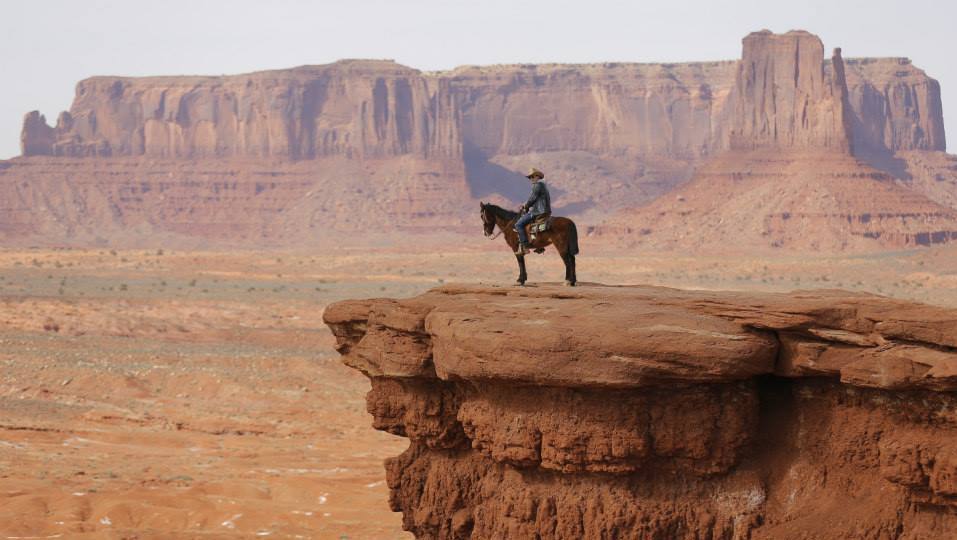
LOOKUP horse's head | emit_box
[480,202,496,237]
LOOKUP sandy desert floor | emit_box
[1,241,956,539]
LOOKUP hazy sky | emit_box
[2,0,953,158]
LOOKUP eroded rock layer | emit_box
[729,31,852,152]
[595,150,957,251]
[324,283,957,539]
[0,156,469,245]
[19,33,945,160]
[596,32,957,251]
[4,30,953,247]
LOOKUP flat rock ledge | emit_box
[324,283,957,539]
[325,283,957,391]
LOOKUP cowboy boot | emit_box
[515,242,530,255]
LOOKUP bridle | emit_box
[482,207,504,240]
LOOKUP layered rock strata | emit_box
[596,31,957,250]
[595,150,957,251]
[729,31,853,152]
[5,30,953,246]
[843,58,947,155]
[19,34,944,160]
[325,283,957,539]
[0,156,467,245]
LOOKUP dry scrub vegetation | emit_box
[1,244,955,538]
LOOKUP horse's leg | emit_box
[561,251,573,286]
[515,254,527,286]
[558,248,568,282]
[568,254,577,286]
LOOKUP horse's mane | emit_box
[484,203,518,221]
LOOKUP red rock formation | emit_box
[844,58,947,154]
[729,31,852,152]
[20,111,56,157]
[20,46,944,161]
[595,151,957,251]
[448,61,736,160]
[899,150,957,209]
[324,283,957,539]
[5,30,954,247]
[24,61,462,160]
[595,31,957,251]
[0,156,468,246]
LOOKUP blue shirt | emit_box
[525,180,551,216]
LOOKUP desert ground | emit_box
[2,240,956,539]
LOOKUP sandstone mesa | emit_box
[2,30,956,250]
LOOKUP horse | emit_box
[480,202,579,286]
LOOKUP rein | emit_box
[484,206,517,241]
[487,218,513,240]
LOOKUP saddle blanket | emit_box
[525,216,552,235]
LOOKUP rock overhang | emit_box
[324,283,957,538]
[324,282,957,391]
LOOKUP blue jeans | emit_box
[515,212,536,244]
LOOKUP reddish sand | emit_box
[1,245,956,538]
[0,249,414,539]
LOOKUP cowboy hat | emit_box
[525,168,544,179]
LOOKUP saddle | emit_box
[525,214,552,242]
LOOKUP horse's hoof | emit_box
[564,280,576,287]
[515,280,526,287]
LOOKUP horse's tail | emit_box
[567,220,580,256]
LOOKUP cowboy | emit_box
[514,168,551,255]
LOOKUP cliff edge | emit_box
[324,283,957,539]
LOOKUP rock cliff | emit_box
[324,283,957,539]
[594,150,957,251]
[595,31,957,251]
[729,31,852,152]
[22,61,461,160]
[20,111,56,157]
[0,156,469,246]
[4,30,954,247]
[19,36,944,161]
[844,58,947,155]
